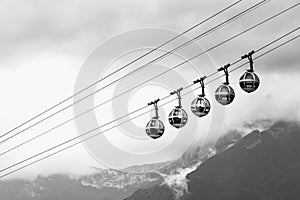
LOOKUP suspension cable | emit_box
[0,0,270,144]
[0,8,298,158]
[0,0,243,140]
[1,31,298,179]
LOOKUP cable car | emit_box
[191,96,211,117]
[191,76,211,117]
[239,71,260,93]
[169,108,188,129]
[215,64,235,105]
[168,88,188,129]
[145,118,165,139]
[145,99,164,139]
[215,84,235,105]
[240,50,260,93]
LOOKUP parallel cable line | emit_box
[1,30,298,179]
[0,0,283,155]
[1,33,298,179]
[0,0,243,140]
[0,0,270,145]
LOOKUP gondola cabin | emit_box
[191,96,211,117]
[145,118,165,139]
[168,107,188,129]
[239,71,260,93]
[215,84,235,105]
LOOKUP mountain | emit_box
[214,129,243,154]
[0,141,212,200]
[125,120,300,200]
[0,120,275,200]
[0,168,163,200]
[0,133,233,200]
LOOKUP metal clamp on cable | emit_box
[170,88,183,108]
[218,63,231,85]
[241,50,255,72]
[194,76,207,97]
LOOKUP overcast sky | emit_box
[0,0,299,179]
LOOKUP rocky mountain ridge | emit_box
[125,120,300,200]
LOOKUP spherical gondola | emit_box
[240,51,260,93]
[191,96,211,117]
[215,84,235,105]
[168,107,188,129]
[239,71,260,93]
[215,65,235,106]
[168,88,188,129]
[145,99,165,139]
[191,77,211,117]
[145,118,165,139]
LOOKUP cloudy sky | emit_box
[0,0,299,179]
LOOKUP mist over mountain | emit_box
[2,119,295,200]
[0,122,245,200]
[0,168,162,200]
[126,120,300,200]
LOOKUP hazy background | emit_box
[0,0,299,179]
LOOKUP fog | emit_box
[0,0,299,179]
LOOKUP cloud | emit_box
[0,0,299,179]
[260,42,300,73]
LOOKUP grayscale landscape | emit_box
[0,0,299,199]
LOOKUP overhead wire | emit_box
[0,0,243,140]
[0,0,278,154]
[0,0,270,145]
[1,28,299,179]
[0,0,271,145]
[0,0,269,144]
